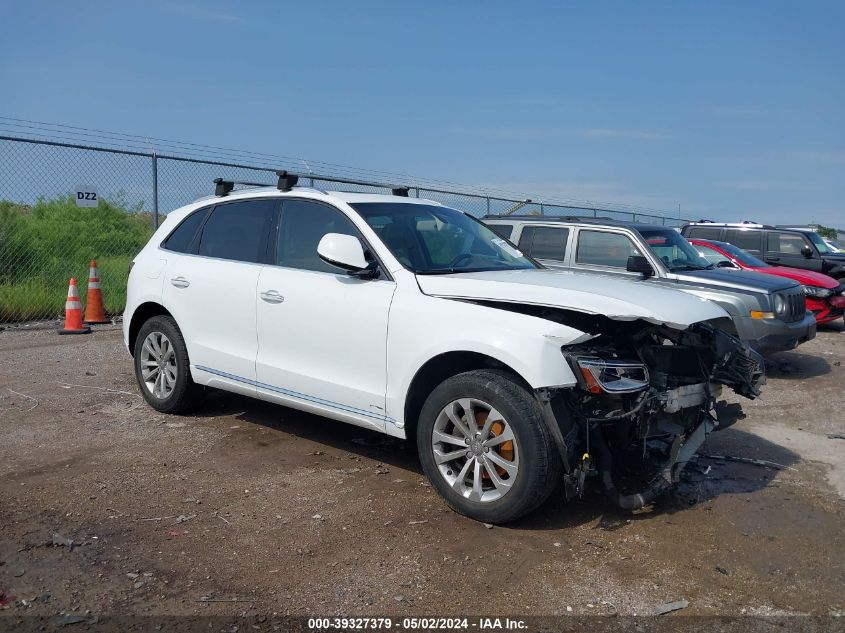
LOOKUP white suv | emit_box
[124,175,765,523]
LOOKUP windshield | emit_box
[806,232,832,254]
[638,229,713,272]
[352,203,538,274]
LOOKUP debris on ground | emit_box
[408,520,428,525]
[698,453,795,471]
[654,599,689,615]
[55,614,88,626]
[51,533,76,550]
[826,434,845,441]
[716,566,729,575]
[174,514,196,524]
[0,587,16,607]
[197,595,255,603]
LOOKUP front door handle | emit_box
[170,276,190,288]
[766,257,780,262]
[259,290,285,304]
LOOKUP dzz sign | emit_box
[75,184,98,208]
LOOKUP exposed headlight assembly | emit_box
[802,285,832,299]
[564,354,650,394]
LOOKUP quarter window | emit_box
[518,226,569,261]
[575,230,641,267]
[197,200,276,263]
[276,200,360,273]
[162,208,209,253]
[767,231,809,255]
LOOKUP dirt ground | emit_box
[1,321,843,621]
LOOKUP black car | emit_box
[681,222,845,281]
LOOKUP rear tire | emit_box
[416,369,561,524]
[133,315,202,414]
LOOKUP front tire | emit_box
[133,315,202,413]
[416,369,561,524]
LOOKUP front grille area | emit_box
[781,289,806,323]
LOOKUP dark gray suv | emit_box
[483,216,816,354]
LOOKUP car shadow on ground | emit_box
[764,350,831,379]
[186,390,800,532]
[493,427,801,532]
[189,389,422,473]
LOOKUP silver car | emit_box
[483,216,816,354]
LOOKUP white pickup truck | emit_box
[124,177,765,523]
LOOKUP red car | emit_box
[690,238,845,325]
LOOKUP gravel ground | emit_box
[0,322,843,621]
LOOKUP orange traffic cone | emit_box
[83,260,110,324]
[58,278,91,335]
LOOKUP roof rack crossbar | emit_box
[213,171,412,197]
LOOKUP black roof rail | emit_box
[213,170,412,198]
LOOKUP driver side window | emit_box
[276,200,361,274]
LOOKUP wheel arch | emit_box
[402,351,532,440]
[128,302,174,356]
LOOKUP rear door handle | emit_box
[766,257,780,262]
[170,276,190,288]
[259,290,285,304]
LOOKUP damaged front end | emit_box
[541,319,765,510]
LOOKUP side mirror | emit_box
[717,260,736,268]
[800,244,814,259]
[317,233,378,278]
[626,254,654,277]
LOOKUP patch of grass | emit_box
[0,195,154,322]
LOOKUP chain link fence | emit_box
[0,134,692,325]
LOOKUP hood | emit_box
[416,269,728,330]
[753,266,840,289]
[673,268,798,293]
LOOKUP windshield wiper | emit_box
[415,268,462,275]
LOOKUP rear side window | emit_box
[276,200,359,273]
[725,229,763,252]
[767,231,809,255]
[575,230,641,267]
[488,223,515,240]
[197,200,276,263]
[162,208,209,253]
[518,226,569,261]
[686,226,722,240]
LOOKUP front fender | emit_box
[385,292,582,427]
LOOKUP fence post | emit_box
[415,188,420,198]
[486,197,490,215]
[152,153,159,229]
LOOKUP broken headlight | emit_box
[564,354,650,394]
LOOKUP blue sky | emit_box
[1,1,843,225]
